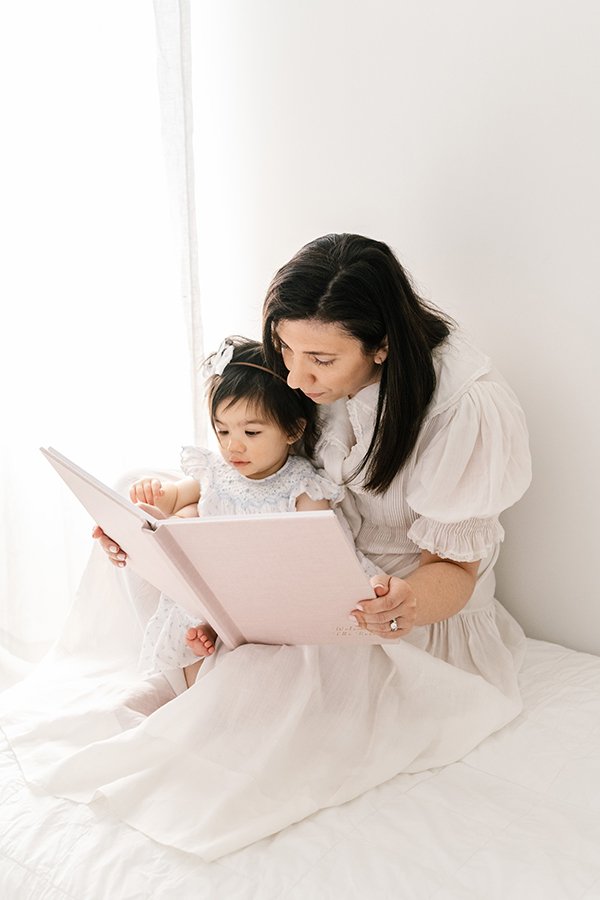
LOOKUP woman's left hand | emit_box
[351,574,417,639]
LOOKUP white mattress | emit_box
[1,638,599,900]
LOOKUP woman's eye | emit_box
[313,357,334,367]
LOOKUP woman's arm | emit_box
[352,551,480,637]
[405,551,479,625]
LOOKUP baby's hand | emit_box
[129,478,178,516]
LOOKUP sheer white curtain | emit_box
[0,2,199,686]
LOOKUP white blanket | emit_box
[1,638,599,899]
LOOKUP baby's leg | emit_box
[185,624,217,658]
[184,660,203,688]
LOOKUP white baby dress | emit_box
[139,450,343,673]
[0,329,533,862]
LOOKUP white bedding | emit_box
[1,638,599,900]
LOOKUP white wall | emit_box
[191,0,600,653]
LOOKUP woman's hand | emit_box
[91,525,128,567]
[351,574,417,638]
[91,503,169,568]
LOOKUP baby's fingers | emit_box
[129,482,145,504]
[129,478,162,505]
[150,479,164,503]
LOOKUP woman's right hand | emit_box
[92,525,128,567]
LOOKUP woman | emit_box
[5,234,531,862]
[260,233,531,662]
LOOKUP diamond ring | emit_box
[389,618,398,632]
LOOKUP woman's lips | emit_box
[305,392,325,399]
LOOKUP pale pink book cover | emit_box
[41,447,380,649]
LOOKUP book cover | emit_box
[41,447,380,649]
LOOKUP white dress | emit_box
[140,450,343,673]
[315,329,531,694]
[0,330,532,861]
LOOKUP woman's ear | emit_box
[287,419,306,444]
[374,338,388,365]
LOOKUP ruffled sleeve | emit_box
[405,377,532,562]
[180,446,219,492]
[284,456,344,511]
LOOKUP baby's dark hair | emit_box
[203,337,320,458]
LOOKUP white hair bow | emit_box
[201,338,234,379]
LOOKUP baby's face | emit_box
[213,398,293,480]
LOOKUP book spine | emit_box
[151,526,245,651]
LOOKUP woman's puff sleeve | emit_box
[405,378,532,562]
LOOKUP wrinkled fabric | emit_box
[0,331,532,861]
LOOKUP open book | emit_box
[41,447,380,650]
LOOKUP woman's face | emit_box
[275,319,387,404]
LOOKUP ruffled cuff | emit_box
[288,470,344,510]
[180,445,215,482]
[407,515,504,562]
[304,471,344,503]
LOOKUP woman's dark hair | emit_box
[204,337,319,458]
[262,234,454,493]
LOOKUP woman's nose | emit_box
[286,359,313,391]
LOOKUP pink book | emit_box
[41,447,381,650]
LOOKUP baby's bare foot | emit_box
[185,624,217,657]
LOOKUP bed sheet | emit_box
[1,638,600,900]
